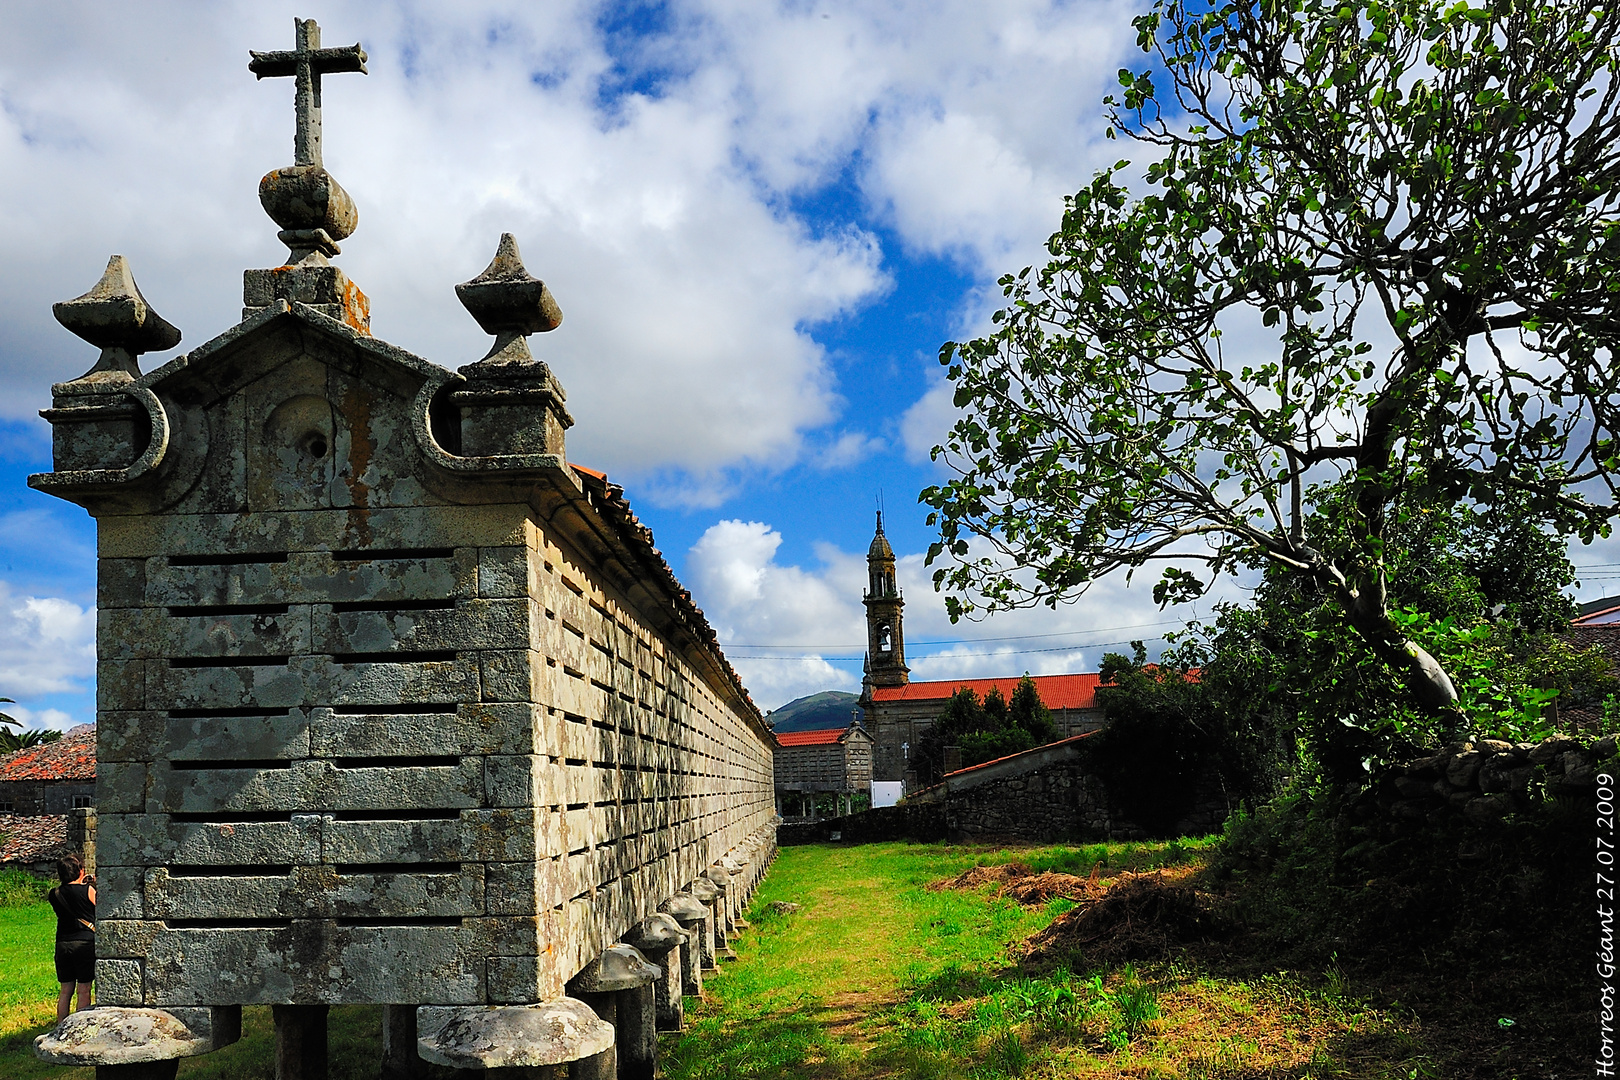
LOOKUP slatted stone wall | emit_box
[38,299,776,1012]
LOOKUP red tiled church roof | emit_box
[775,728,849,747]
[0,728,96,782]
[869,672,1103,711]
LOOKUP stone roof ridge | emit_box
[144,300,447,390]
[568,464,762,727]
[0,728,97,782]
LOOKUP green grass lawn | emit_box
[0,841,1433,1079]
[667,841,1429,1080]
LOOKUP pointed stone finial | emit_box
[448,235,571,457]
[455,234,563,365]
[53,256,181,386]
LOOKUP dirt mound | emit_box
[931,860,1106,905]
[1023,869,1233,968]
[998,870,1101,905]
[929,862,1031,891]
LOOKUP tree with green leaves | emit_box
[0,699,62,754]
[922,0,1620,720]
[914,678,1060,784]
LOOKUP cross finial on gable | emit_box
[250,18,367,169]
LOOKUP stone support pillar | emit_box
[658,896,709,995]
[274,1004,329,1080]
[381,1005,430,1080]
[567,944,661,1080]
[705,866,737,948]
[622,914,688,1033]
[684,878,726,961]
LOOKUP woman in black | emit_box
[48,853,95,1020]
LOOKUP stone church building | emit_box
[855,514,1105,789]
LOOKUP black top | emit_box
[48,883,95,942]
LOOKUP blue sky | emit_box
[1,2,1614,726]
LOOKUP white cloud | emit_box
[0,583,95,700]
[4,704,79,734]
[686,519,870,708]
[900,374,958,462]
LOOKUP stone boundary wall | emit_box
[781,734,1226,844]
[1349,731,1614,831]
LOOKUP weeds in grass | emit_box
[0,870,49,910]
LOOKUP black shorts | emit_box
[54,939,94,984]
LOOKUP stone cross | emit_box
[249,18,367,168]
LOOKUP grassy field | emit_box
[666,840,1430,1080]
[0,841,1491,1078]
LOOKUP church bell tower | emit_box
[863,511,909,687]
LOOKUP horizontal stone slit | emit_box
[326,809,462,821]
[329,651,459,664]
[168,707,293,719]
[564,759,586,767]
[165,919,293,929]
[169,759,293,771]
[334,863,460,875]
[331,547,456,562]
[334,755,460,769]
[167,604,291,617]
[328,598,458,612]
[335,917,463,927]
[169,812,296,823]
[329,703,458,715]
[167,865,293,877]
[169,553,290,567]
[565,803,587,811]
[568,847,589,857]
[169,656,290,669]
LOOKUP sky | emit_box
[1,2,1616,729]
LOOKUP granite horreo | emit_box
[32,18,776,1080]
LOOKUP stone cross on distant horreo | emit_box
[249,18,367,168]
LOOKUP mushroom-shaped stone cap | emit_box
[622,913,686,953]
[659,895,709,925]
[704,866,732,892]
[35,1008,210,1065]
[456,233,563,337]
[416,1000,613,1069]
[685,877,720,902]
[569,944,661,993]
[719,856,744,874]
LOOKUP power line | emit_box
[728,634,1170,662]
[725,616,1189,651]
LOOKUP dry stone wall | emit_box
[1349,731,1614,832]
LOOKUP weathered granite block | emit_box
[96,960,146,1007]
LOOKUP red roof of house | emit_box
[0,729,96,782]
[0,815,72,865]
[775,728,849,747]
[869,673,1103,711]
